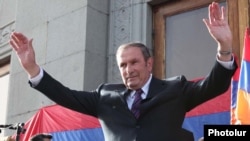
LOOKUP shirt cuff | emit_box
[29,67,44,87]
[216,55,234,70]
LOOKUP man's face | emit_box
[116,46,153,90]
[43,139,51,141]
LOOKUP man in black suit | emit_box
[9,2,237,141]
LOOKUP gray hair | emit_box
[116,42,152,61]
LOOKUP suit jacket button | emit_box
[112,105,116,109]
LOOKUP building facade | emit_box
[0,0,153,136]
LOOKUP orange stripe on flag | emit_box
[236,89,250,124]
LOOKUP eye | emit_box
[120,63,126,68]
[132,60,138,65]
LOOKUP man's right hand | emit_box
[9,32,40,78]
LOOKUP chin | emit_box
[127,83,134,88]
[127,84,138,90]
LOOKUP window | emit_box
[151,0,247,78]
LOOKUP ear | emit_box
[146,57,153,71]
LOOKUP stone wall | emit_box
[0,0,153,136]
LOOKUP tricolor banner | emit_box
[231,27,250,125]
[19,104,104,141]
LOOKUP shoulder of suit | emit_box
[162,75,187,82]
[95,83,129,97]
[96,83,126,92]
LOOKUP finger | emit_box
[10,32,22,47]
[16,32,29,44]
[29,38,33,47]
[208,4,213,24]
[221,6,227,21]
[10,33,20,50]
[203,19,211,30]
[9,40,19,52]
[212,2,221,20]
[11,32,28,49]
[28,38,34,50]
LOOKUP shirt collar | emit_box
[131,74,152,98]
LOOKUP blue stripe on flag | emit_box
[231,80,239,109]
[238,60,250,93]
[51,128,104,141]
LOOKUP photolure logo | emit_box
[204,125,250,140]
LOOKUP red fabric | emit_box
[185,77,231,117]
[20,104,100,141]
[244,28,250,62]
[186,88,230,117]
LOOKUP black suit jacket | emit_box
[33,61,237,141]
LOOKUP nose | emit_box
[125,64,134,74]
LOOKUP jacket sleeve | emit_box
[183,60,238,111]
[31,71,101,117]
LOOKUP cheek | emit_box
[120,70,126,79]
[121,73,127,85]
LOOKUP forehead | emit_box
[117,46,142,56]
[117,47,143,59]
[116,47,144,64]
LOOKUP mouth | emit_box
[126,76,138,82]
[127,75,136,79]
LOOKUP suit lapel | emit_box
[139,77,169,118]
[146,77,166,99]
[114,85,131,106]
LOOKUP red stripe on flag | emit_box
[20,104,101,141]
[243,28,250,62]
[231,27,250,125]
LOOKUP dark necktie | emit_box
[131,89,143,119]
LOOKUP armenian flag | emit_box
[231,28,250,124]
[19,104,104,141]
